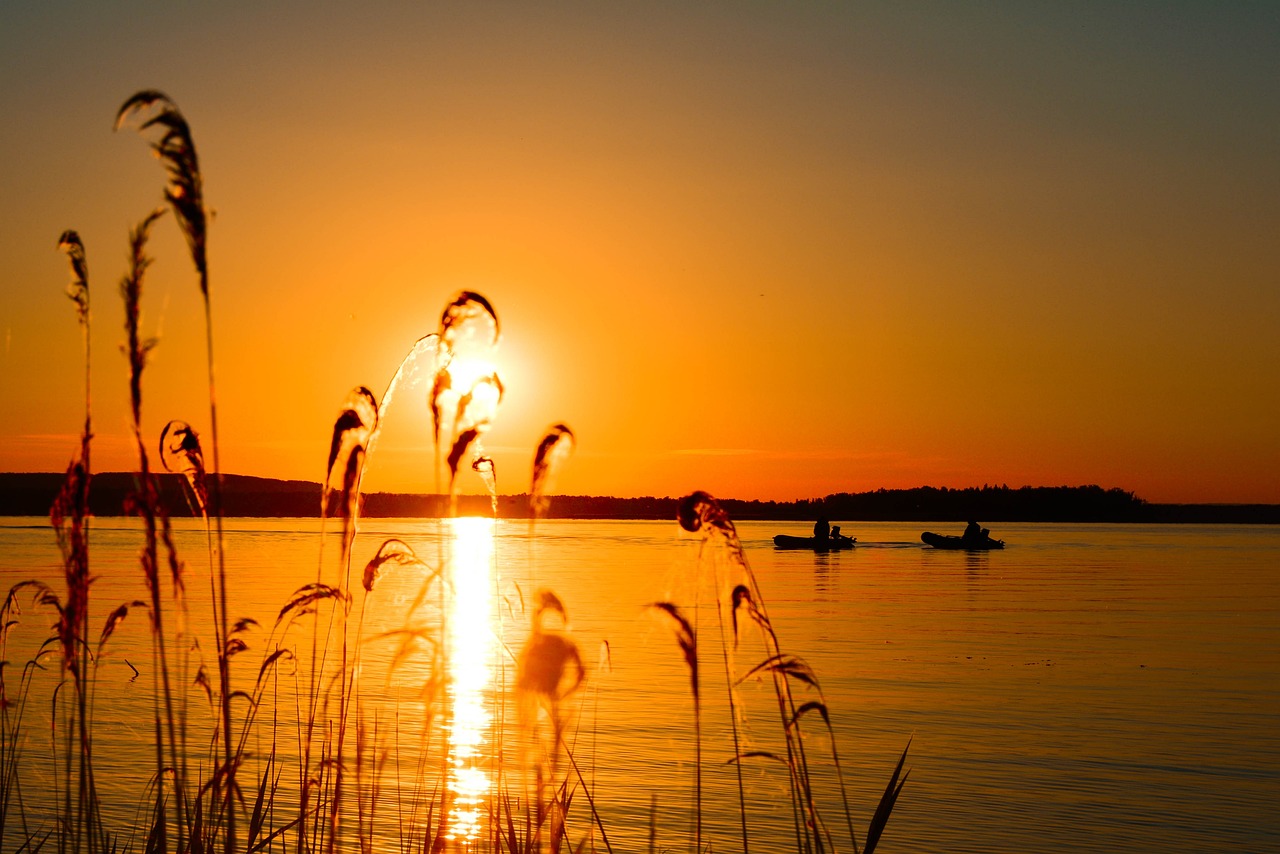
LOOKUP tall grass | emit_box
[53,228,103,854]
[0,90,908,854]
[116,91,237,854]
[677,491,909,854]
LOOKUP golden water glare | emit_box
[445,516,497,846]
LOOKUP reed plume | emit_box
[113,92,207,292]
[430,292,503,497]
[115,93,239,854]
[440,290,500,353]
[314,386,380,853]
[58,230,91,440]
[472,455,499,516]
[324,386,380,562]
[530,424,575,519]
[444,373,504,494]
[159,419,209,517]
[649,601,701,851]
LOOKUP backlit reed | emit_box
[0,90,909,854]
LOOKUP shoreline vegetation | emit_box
[2,473,1277,523]
[5,91,911,854]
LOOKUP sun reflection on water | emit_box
[445,516,496,847]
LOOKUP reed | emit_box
[116,91,237,854]
[678,491,909,854]
[54,228,104,854]
[0,90,910,854]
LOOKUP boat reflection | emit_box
[444,516,496,846]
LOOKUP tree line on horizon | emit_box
[3,472,1277,522]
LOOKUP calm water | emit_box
[2,517,1277,852]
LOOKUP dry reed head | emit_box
[677,491,736,538]
[275,583,350,629]
[119,209,165,429]
[445,372,503,486]
[226,617,258,661]
[531,589,568,630]
[428,366,450,450]
[115,91,208,288]
[729,583,771,649]
[324,386,379,531]
[471,455,498,514]
[649,602,698,701]
[737,654,819,691]
[57,230,89,325]
[428,292,504,494]
[98,600,148,655]
[159,420,209,517]
[439,290,499,358]
[361,538,428,593]
[530,424,575,517]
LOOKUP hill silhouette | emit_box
[1,473,1277,523]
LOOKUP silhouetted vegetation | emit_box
[4,90,916,854]
[4,476,1276,523]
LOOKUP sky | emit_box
[1,3,1277,504]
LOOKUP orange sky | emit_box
[2,5,1277,504]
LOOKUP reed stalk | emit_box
[712,569,750,853]
[648,601,700,851]
[119,208,197,854]
[115,91,236,854]
[52,229,104,854]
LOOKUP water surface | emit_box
[2,517,1276,852]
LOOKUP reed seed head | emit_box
[115,91,209,289]
[57,230,89,324]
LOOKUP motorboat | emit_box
[773,534,856,551]
[920,531,1004,550]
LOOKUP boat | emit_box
[773,534,856,551]
[920,531,1004,550]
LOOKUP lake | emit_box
[2,516,1277,852]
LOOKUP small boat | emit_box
[773,534,856,551]
[921,531,1004,550]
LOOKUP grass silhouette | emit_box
[0,90,908,854]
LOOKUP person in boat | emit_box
[814,515,830,541]
[962,520,982,543]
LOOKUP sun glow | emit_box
[446,356,499,398]
[445,515,497,846]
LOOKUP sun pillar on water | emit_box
[445,516,497,847]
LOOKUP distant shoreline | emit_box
[2,472,1277,524]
